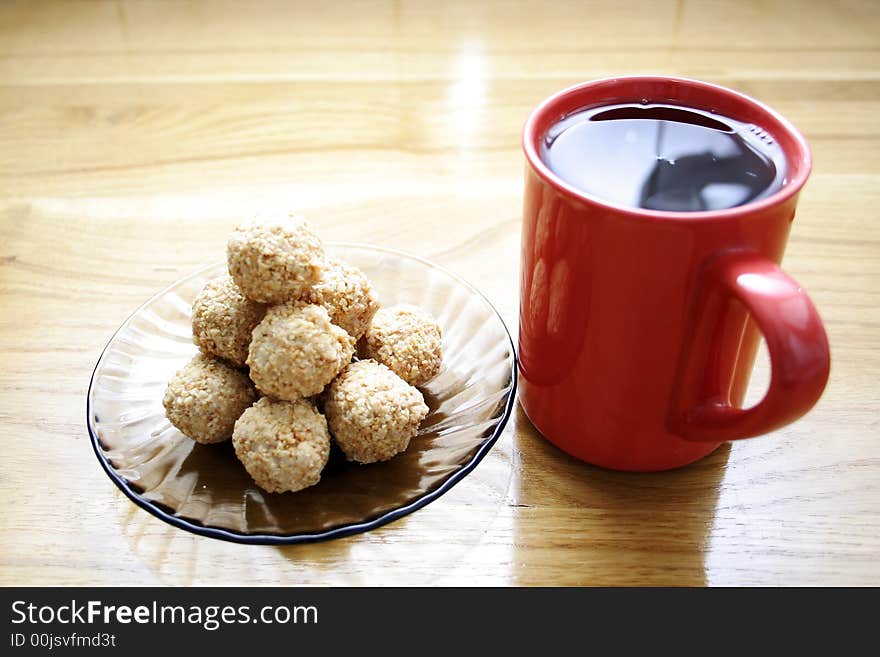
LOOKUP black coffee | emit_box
[540,102,787,212]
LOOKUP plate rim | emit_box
[86,241,518,545]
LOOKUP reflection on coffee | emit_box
[540,102,787,212]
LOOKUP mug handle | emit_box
[670,250,830,442]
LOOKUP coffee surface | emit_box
[540,102,787,212]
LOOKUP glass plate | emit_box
[87,243,517,544]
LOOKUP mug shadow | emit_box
[512,405,729,586]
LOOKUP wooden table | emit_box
[1,0,878,586]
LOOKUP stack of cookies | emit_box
[162,213,442,494]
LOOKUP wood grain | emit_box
[1,0,878,586]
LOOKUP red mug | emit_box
[518,76,830,471]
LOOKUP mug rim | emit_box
[522,75,813,222]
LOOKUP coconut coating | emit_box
[361,304,442,386]
[232,397,331,493]
[247,303,355,401]
[191,273,266,367]
[226,213,325,303]
[163,353,257,444]
[306,256,380,339]
[325,359,429,464]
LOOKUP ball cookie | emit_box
[226,213,324,303]
[232,397,331,493]
[361,304,442,386]
[247,303,355,400]
[191,273,266,367]
[306,256,380,339]
[325,359,429,464]
[163,353,257,444]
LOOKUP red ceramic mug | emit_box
[518,76,830,471]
